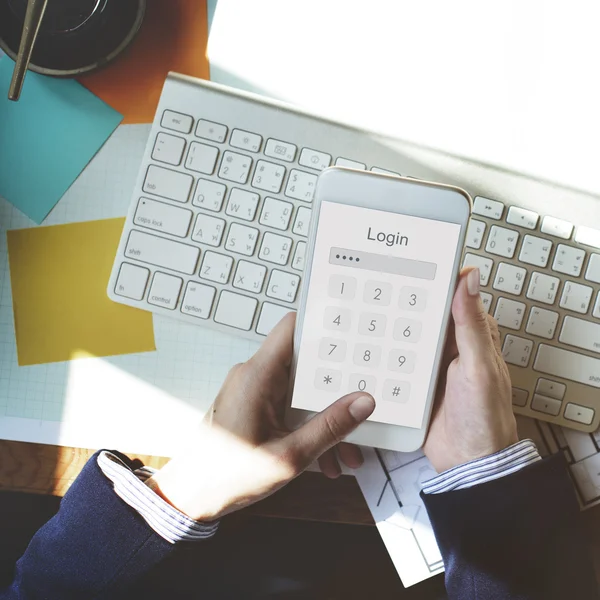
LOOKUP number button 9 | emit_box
[363,280,392,306]
[398,286,428,312]
[358,312,387,337]
[388,349,416,374]
[393,318,422,343]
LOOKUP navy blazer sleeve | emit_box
[0,451,180,600]
[422,454,599,599]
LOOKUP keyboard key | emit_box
[388,349,416,374]
[264,138,297,162]
[541,216,573,239]
[185,142,219,174]
[493,262,526,295]
[125,230,199,274]
[358,312,387,337]
[348,373,377,394]
[266,269,300,303]
[258,232,292,265]
[143,165,193,203]
[526,272,560,304]
[214,290,258,331]
[219,151,252,183]
[480,292,493,313]
[360,281,390,306]
[559,315,600,354]
[575,226,600,249]
[200,251,234,283]
[506,206,539,229]
[252,160,286,193]
[473,196,504,219]
[353,343,381,368]
[336,157,366,170]
[371,167,400,176]
[195,119,227,143]
[399,286,428,311]
[525,306,559,339]
[494,297,526,330]
[152,132,186,166]
[193,179,226,212]
[233,260,267,293]
[291,241,306,271]
[328,274,357,299]
[148,272,183,310]
[559,281,593,314]
[225,223,259,256]
[114,263,150,300]
[285,169,317,202]
[161,110,193,134]
[260,197,293,231]
[134,198,192,238]
[292,206,312,237]
[382,379,411,403]
[256,302,293,336]
[319,338,347,362]
[485,225,519,258]
[230,129,262,152]
[535,378,566,400]
[564,403,595,426]
[462,254,494,286]
[552,244,586,276]
[314,367,342,392]
[534,344,600,389]
[511,387,528,407]
[465,219,486,249]
[594,294,600,319]
[393,318,422,343]
[191,213,226,247]
[225,188,259,221]
[519,234,552,268]
[323,306,352,332]
[299,148,331,170]
[181,282,215,319]
[502,334,534,367]
[585,254,600,283]
[531,394,562,417]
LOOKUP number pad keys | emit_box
[382,379,411,403]
[363,280,392,305]
[353,343,381,368]
[319,338,347,362]
[399,286,427,311]
[348,374,377,394]
[323,306,352,331]
[314,368,342,392]
[393,318,422,343]
[388,349,416,374]
[358,312,387,337]
[328,274,357,299]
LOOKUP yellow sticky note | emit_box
[7,218,156,366]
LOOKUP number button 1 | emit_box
[358,312,387,337]
[348,374,377,395]
[323,306,352,332]
[388,349,416,374]
[328,274,357,299]
[363,280,392,306]
[399,287,428,312]
[353,343,381,368]
[318,338,347,362]
[393,318,422,343]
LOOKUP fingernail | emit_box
[348,395,375,422]
[467,268,481,296]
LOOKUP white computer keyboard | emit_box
[108,73,600,434]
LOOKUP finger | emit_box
[318,449,342,478]
[337,442,364,469]
[281,392,375,471]
[487,314,502,355]
[251,312,296,370]
[451,267,494,368]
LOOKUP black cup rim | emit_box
[0,0,146,77]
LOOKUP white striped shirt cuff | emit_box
[97,451,219,544]
[422,439,541,494]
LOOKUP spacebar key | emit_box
[125,230,200,274]
[534,344,600,388]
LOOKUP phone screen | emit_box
[291,200,462,429]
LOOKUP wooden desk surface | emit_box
[3,439,600,583]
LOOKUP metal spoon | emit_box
[8,0,49,101]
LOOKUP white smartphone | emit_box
[286,168,471,452]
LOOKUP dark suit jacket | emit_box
[1,451,597,599]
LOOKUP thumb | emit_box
[452,267,494,368]
[281,392,375,470]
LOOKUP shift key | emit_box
[125,230,199,274]
[534,344,600,388]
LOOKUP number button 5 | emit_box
[328,274,356,299]
[353,343,381,368]
[388,349,416,374]
[399,286,428,312]
[393,318,422,343]
[358,312,387,337]
[323,306,352,332]
[363,280,392,306]
[318,338,347,362]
